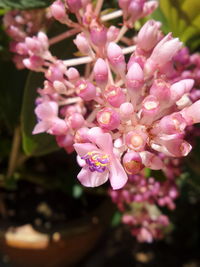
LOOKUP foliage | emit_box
[152,0,200,50]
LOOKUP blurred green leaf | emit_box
[0,61,27,130]
[111,211,122,227]
[21,72,59,156]
[0,0,53,10]
[151,0,200,50]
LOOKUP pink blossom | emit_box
[74,127,128,189]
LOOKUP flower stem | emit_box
[63,45,136,67]
[95,0,104,16]
[101,10,123,22]
[49,28,80,46]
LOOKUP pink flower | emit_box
[33,101,67,135]
[74,127,128,189]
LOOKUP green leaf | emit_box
[151,0,200,50]
[0,0,53,10]
[0,61,27,130]
[21,71,59,156]
[111,211,122,227]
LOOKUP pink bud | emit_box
[126,130,147,152]
[76,80,96,100]
[137,20,161,51]
[158,113,187,135]
[150,79,170,102]
[97,107,120,130]
[66,0,82,13]
[170,79,194,102]
[93,58,108,85]
[126,62,143,89]
[107,26,120,42]
[25,37,42,55]
[123,151,143,175]
[37,32,49,51]
[104,85,126,108]
[48,118,68,135]
[66,67,80,82]
[140,151,164,170]
[74,127,89,143]
[119,102,134,119]
[16,42,28,55]
[142,0,158,17]
[74,33,91,55]
[140,95,159,124]
[148,34,182,68]
[118,0,130,11]
[90,25,107,47]
[128,0,144,20]
[181,100,200,125]
[68,113,85,129]
[107,42,126,75]
[23,55,44,71]
[53,80,67,94]
[164,139,192,157]
[51,0,66,21]
[56,133,74,147]
[127,54,145,70]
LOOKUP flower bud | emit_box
[66,0,82,13]
[76,80,96,100]
[140,95,159,124]
[97,107,120,130]
[140,151,164,170]
[53,80,67,94]
[74,127,89,143]
[126,62,144,90]
[66,67,80,83]
[56,133,74,147]
[119,102,134,119]
[104,85,126,108]
[74,33,91,55]
[93,58,108,85]
[51,0,66,21]
[68,113,85,129]
[123,151,143,175]
[158,113,187,134]
[23,55,44,71]
[137,20,161,51]
[107,42,126,75]
[170,79,194,102]
[126,130,147,152]
[107,26,120,42]
[90,25,107,47]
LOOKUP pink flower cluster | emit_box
[3,8,51,69]
[4,0,200,242]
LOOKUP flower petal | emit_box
[35,101,58,120]
[109,158,128,189]
[77,167,109,187]
[32,121,51,134]
[74,143,98,157]
[87,127,113,153]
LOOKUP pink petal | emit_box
[74,143,99,157]
[77,167,109,187]
[87,127,113,153]
[109,157,128,189]
[32,121,51,134]
[35,101,58,120]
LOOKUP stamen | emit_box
[82,151,109,172]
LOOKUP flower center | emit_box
[82,151,109,172]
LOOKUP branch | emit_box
[63,45,136,67]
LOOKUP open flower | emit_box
[74,127,128,189]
